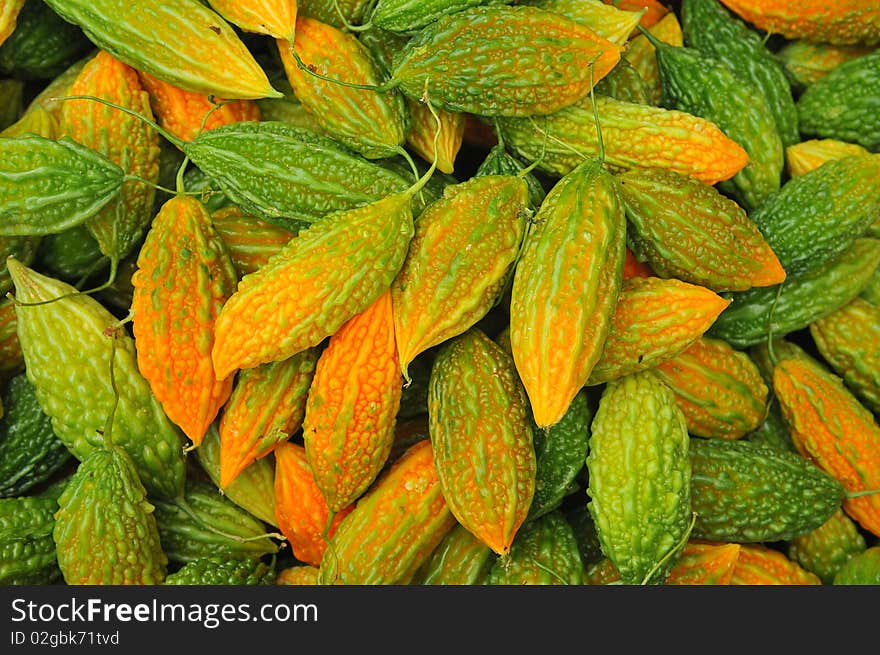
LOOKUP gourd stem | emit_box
[287,45,399,93]
[333,0,372,32]
[11,256,119,308]
[52,95,186,149]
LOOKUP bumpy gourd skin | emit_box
[730,544,821,585]
[319,440,456,585]
[7,259,186,500]
[496,95,749,184]
[786,138,870,177]
[0,495,60,585]
[777,41,873,88]
[509,158,625,429]
[486,510,583,585]
[788,509,867,584]
[617,167,786,292]
[208,0,297,39]
[429,328,536,556]
[718,0,880,46]
[138,71,262,144]
[131,195,238,448]
[586,277,730,386]
[274,441,351,567]
[797,51,880,151]
[687,437,845,543]
[654,337,768,440]
[61,51,160,263]
[810,298,880,413]
[151,480,278,564]
[411,523,494,586]
[773,357,880,538]
[210,205,296,278]
[42,0,280,99]
[54,445,168,585]
[390,5,622,117]
[303,291,400,512]
[164,556,275,585]
[392,175,529,378]
[586,370,692,585]
[665,542,741,585]
[0,135,124,237]
[211,191,414,379]
[682,0,799,148]
[0,373,70,498]
[219,348,318,489]
[833,547,880,585]
[749,155,880,278]
[655,41,783,211]
[708,238,880,348]
[183,121,414,226]
[373,0,511,33]
[528,389,592,521]
[278,17,408,160]
[298,0,372,27]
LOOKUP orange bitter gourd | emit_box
[276,565,319,585]
[210,205,297,278]
[131,195,238,448]
[654,337,769,440]
[586,277,731,386]
[7,259,186,500]
[665,542,742,585]
[586,370,692,585]
[319,439,456,584]
[137,71,262,144]
[274,441,351,567]
[386,5,622,117]
[428,328,536,556]
[787,509,867,584]
[207,0,297,39]
[495,95,749,184]
[405,101,464,176]
[718,0,880,46]
[730,544,822,585]
[302,290,402,512]
[603,0,668,29]
[391,174,529,380]
[61,50,160,267]
[42,0,281,99]
[623,248,654,279]
[278,17,408,160]
[810,298,880,413]
[53,444,167,585]
[219,347,319,489]
[509,157,626,429]
[617,167,786,292]
[211,166,426,380]
[773,357,880,537]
